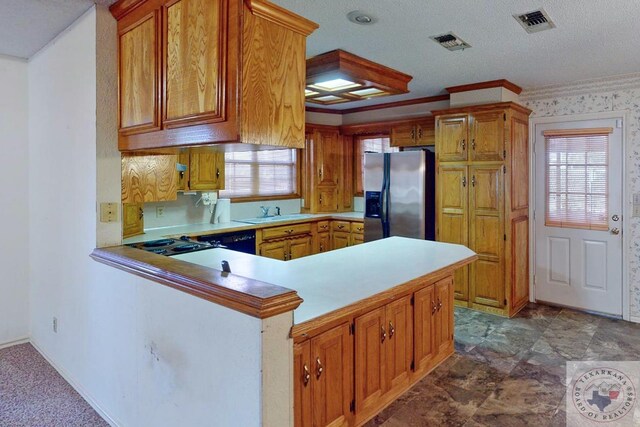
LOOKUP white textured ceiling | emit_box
[273,0,640,109]
[0,0,116,59]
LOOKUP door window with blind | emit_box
[544,128,611,230]
[220,149,298,199]
[354,136,398,195]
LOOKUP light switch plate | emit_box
[100,202,119,223]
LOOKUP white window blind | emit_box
[544,128,612,230]
[220,149,297,199]
[355,136,397,194]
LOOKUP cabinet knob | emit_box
[216,168,220,179]
[289,251,293,260]
[471,175,476,187]
[471,139,476,150]
[418,127,423,139]
[410,128,415,139]
[316,357,323,378]
[319,244,324,251]
[338,225,345,229]
[139,207,144,220]
[381,326,387,343]
[389,321,395,338]
[462,176,467,187]
[461,139,466,150]
[303,364,310,386]
[437,298,443,311]
[431,301,437,314]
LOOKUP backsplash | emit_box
[143,194,302,229]
[520,72,640,320]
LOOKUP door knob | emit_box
[612,215,620,222]
[611,228,620,235]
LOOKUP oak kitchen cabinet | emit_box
[302,125,354,213]
[111,0,317,151]
[258,222,312,261]
[121,153,179,203]
[314,221,331,254]
[331,220,363,250]
[293,275,455,427]
[389,116,435,147]
[434,102,531,317]
[122,203,144,238]
[177,148,226,191]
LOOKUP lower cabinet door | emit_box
[289,235,312,260]
[414,284,436,373]
[311,323,352,427]
[260,240,287,261]
[294,341,312,427]
[435,276,454,354]
[355,307,386,416]
[332,232,350,250]
[122,203,144,238]
[317,232,330,253]
[385,296,413,393]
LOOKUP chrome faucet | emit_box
[260,206,270,218]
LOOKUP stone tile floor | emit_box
[364,303,640,427]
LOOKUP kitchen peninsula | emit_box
[92,236,475,426]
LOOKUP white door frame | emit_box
[529,111,631,321]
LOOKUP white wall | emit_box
[28,7,265,426]
[0,55,29,345]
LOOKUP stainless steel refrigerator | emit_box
[364,150,435,242]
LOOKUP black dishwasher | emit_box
[196,230,256,255]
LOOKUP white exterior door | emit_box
[534,118,623,316]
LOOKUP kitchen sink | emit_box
[237,214,315,224]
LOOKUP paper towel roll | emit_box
[212,198,231,223]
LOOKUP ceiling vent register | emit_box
[514,9,556,33]
[429,33,471,51]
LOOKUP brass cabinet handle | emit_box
[462,176,467,187]
[389,321,395,338]
[316,357,323,378]
[471,175,476,187]
[338,225,345,229]
[289,251,293,260]
[285,229,294,234]
[319,168,323,178]
[431,300,437,314]
[461,139,466,150]
[418,127,423,139]
[381,326,387,343]
[437,298,443,311]
[216,168,220,179]
[319,244,324,251]
[471,139,476,150]
[139,207,144,220]
[357,227,363,231]
[410,128,415,140]
[303,364,310,386]
[319,195,323,205]
[320,225,328,230]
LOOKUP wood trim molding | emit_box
[91,246,303,319]
[340,115,434,136]
[542,127,614,137]
[244,0,318,36]
[110,0,146,20]
[305,94,450,116]
[445,79,523,95]
[431,101,532,117]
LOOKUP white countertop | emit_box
[173,237,475,325]
[123,212,365,244]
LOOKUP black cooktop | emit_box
[127,237,215,256]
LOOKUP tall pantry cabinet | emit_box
[433,102,531,317]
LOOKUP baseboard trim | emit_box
[30,340,121,427]
[0,336,30,350]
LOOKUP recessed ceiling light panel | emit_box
[347,10,377,25]
[430,32,471,51]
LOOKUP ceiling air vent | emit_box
[514,9,555,33]
[430,32,471,51]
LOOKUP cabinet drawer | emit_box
[332,221,350,232]
[317,220,330,232]
[262,222,312,240]
[351,222,364,234]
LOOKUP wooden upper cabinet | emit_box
[121,153,179,203]
[189,150,225,190]
[470,111,505,161]
[118,12,160,134]
[390,117,435,147]
[111,0,317,151]
[436,115,468,162]
[164,0,223,126]
[317,130,341,186]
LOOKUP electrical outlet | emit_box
[156,206,165,218]
[52,317,58,333]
